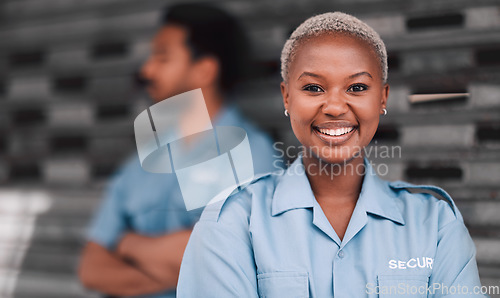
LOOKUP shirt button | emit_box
[338,250,345,259]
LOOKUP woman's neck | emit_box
[303,154,365,205]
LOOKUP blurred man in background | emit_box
[78,3,279,297]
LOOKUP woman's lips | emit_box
[312,125,357,145]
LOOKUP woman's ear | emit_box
[280,81,289,111]
[381,83,390,110]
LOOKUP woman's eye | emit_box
[303,84,324,93]
[348,84,368,92]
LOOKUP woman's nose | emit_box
[321,92,349,117]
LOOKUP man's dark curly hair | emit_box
[162,3,251,93]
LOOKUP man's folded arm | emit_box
[116,229,192,289]
[78,241,168,296]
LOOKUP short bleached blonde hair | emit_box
[281,12,388,83]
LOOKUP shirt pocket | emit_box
[257,271,309,298]
[377,274,429,298]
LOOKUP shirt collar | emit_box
[272,157,316,215]
[359,158,405,225]
[150,104,245,172]
[212,104,243,127]
[272,155,405,226]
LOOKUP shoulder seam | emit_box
[437,213,463,232]
[193,220,252,251]
[389,181,461,220]
[200,173,276,222]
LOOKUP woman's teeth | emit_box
[318,127,354,136]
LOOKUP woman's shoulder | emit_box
[198,171,283,224]
[386,179,464,228]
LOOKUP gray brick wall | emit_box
[0,0,499,297]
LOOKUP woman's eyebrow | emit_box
[297,71,323,80]
[348,71,373,79]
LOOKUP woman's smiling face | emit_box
[281,33,389,165]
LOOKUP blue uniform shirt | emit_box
[87,105,280,298]
[177,156,484,297]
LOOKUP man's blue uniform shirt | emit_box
[87,105,280,298]
[178,156,484,297]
